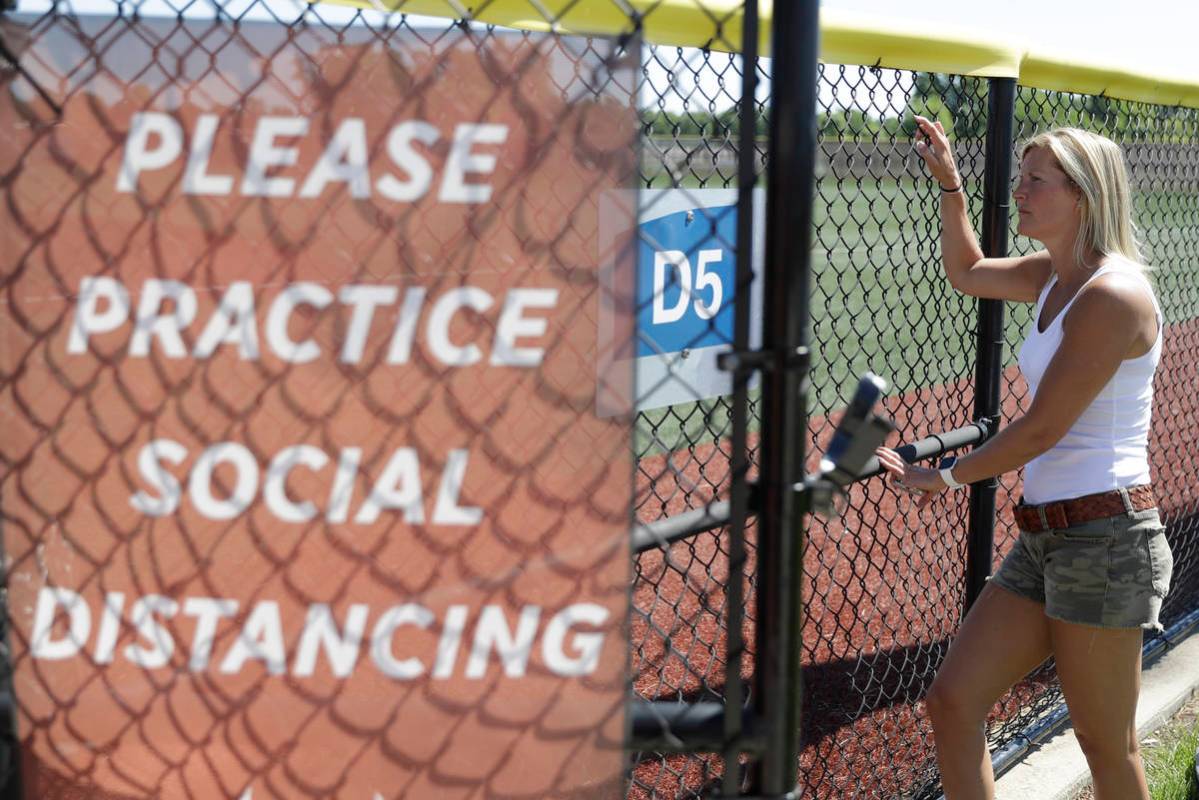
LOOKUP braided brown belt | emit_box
[1014,484,1156,533]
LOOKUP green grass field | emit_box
[635,175,1199,458]
[1143,694,1199,800]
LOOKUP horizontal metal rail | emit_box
[871,419,991,477]
[632,502,733,554]
[631,420,991,555]
[987,604,1199,785]
[627,699,762,754]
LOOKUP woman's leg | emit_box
[1049,619,1149,800]
[926,583,1053,800]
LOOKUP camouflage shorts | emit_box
[990,505,1174,631]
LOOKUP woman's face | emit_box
[1013,147,1081,242]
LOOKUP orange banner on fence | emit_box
[0,14,637,799]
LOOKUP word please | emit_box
[117,113,508,202]
[31,588,609,679]
[69,277,557,367]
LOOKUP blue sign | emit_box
[637,204,738,357]
[596,189,763,415]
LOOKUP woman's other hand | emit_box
[913,115,962,191]
[875,446,947,509]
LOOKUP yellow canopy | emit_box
[315,0,1199,109]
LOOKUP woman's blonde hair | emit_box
[1019,128,1145,271]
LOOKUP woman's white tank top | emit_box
[1016,257,1162,505]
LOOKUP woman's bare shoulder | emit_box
[1074,268,1156,322]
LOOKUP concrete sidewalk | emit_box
[994,625,1199,800]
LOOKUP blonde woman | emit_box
[875,116,1173,800]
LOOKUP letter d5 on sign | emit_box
[0,15,637,800]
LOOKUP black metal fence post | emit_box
[964,77,1017,614]
[754,0,820,794]
[721,0,759,793]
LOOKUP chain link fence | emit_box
[0,0,775,797]
[796,72,1199,798]
[981,89,1199,764]
[1,2,648,797]
[795,64,987,798]
[626,38,764,800]
[1,1,1198,798]
[630,57,1199,800]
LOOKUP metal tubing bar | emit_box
[964,76,1017,615]
[987,605,1199,783]
[628,700,761,754]
[632,502,732,554]
[722,0,760,790]
[1141,605,1199,661]
[896,421,992,463]
[632,421,989,556]
[864,421,992,480]
[984,701,1071,791]
[755,0,820,794]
